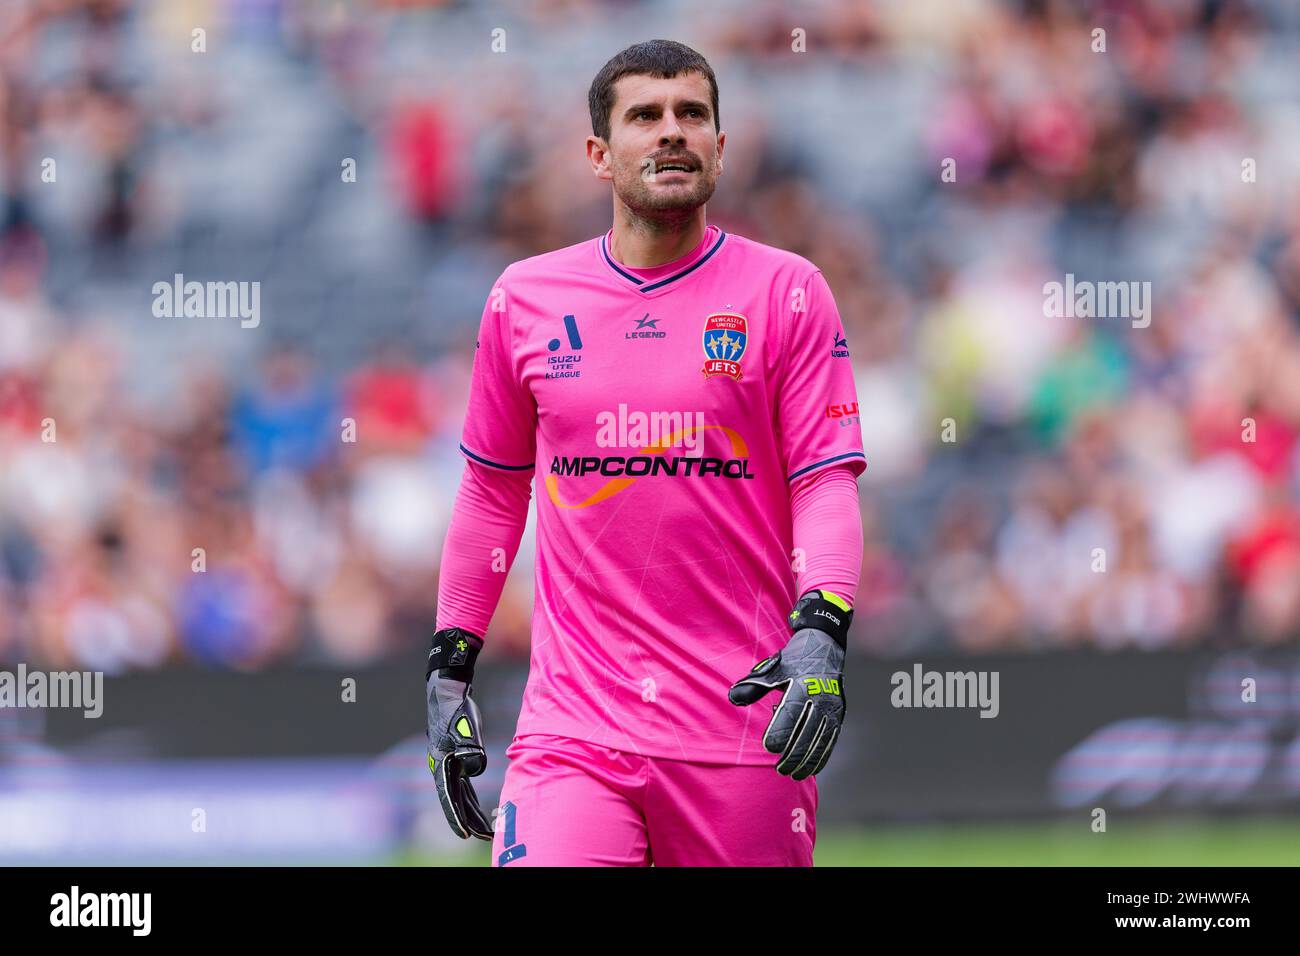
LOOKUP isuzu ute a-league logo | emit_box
[701,311,747,381]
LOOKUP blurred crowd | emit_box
[1,0,1299,671]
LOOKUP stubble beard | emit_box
[615,156,718,227]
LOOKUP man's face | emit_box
[590,72,724,219]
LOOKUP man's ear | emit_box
[587,135,613,180]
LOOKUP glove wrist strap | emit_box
[788,589,852,650]
[427,627,484,682]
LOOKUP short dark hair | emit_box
[588,39,719,142]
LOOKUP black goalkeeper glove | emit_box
[426,627,493,841]
[728,590,851,780]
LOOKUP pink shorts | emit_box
[489,733,818,866]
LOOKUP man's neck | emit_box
[608,207,708,268]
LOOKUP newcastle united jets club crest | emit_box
[701,311,748,381]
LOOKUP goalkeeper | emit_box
[427,39,865,866]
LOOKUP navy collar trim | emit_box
[600,229,728,293]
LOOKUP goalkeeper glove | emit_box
[728,589,851,780]
[426,626,493,840]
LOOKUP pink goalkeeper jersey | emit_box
[460,224,866,765]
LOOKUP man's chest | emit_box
[511,291,782,446]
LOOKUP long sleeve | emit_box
[789,462,863,607]
[459,267,537,471]
[434,459,533,636]
[437,262,537,638]
[773,270,867,482]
